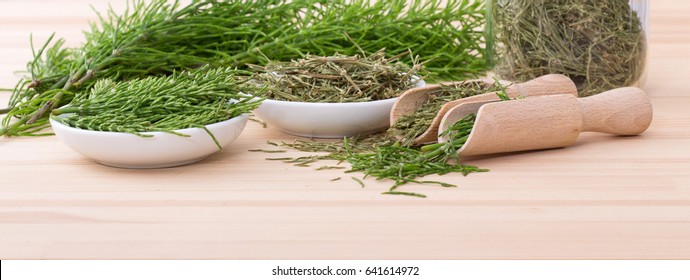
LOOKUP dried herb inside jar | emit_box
[487,0,646,96]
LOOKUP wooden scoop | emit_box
[390,74,577,145]
[438,87,653,156]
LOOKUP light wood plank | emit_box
[1,0,689,259]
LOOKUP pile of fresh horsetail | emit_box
[487,0,645,97]
[248,49,422,103]
[387,81,502,146]
[267,83,512,197]
[51,67,260,149]
[1,0,490,137]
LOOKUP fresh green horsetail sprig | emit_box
[249,49,422,103]
[487,0,645,97]
[1,0,207,136]
[51,67,260,149]
[387,81,502,146]
[2,0,489,137]
[236,0,489,81]
[1,34,81,136]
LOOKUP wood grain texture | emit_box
[390,74,577,145]
[452,95,583,156]
[578,87,653,135]
[442,87,654,156]
[1,0,689,259]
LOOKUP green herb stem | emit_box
[382,191,427,198]
[51,67,260,149]
[3,0,489,137]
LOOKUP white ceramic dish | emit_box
[50,114,249,169]
[253,79,426,138]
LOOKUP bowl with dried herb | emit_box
[249,49,425,138]
[49,67,261,168]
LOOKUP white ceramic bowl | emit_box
[253,80,426,138]
[50,114,249,168]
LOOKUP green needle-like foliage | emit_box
[2,0,489,137]
[51,67,260,149]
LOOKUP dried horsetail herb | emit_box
[263,87,515,197]
[340,129,488,196]
[487,0,646,97]
[2,0,490,137]
[269,114,485,198]
[51,67,260,149]
[248,49,422,103]
[387,81,502,146]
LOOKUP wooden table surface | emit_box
[1,0,689,260]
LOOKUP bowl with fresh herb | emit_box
[249,49,425,138]
[2,0,490,138]
[49,67,261,168]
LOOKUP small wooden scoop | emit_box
[390,74,577,145]
[438,87,653,156]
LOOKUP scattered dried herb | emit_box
[352,176,366,188]
[381,191,427,198]
[340,133,488,194]
[258,82,518,197]
[487,0,646,96]
[316,166,346,170]
[266,105,490,197]
[248,49,421,102]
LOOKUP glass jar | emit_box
[487,0,648,97]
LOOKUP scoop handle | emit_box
[579,87,653,135]
[506,74,578,97]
